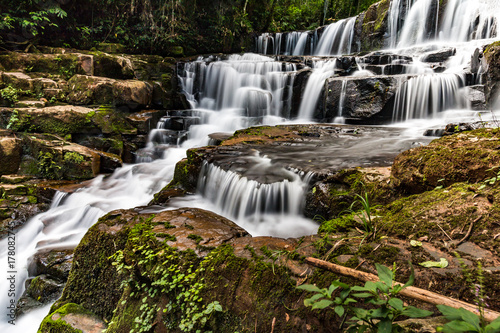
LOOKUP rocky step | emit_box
[158,115,201,131]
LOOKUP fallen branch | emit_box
[455,216,481,246]
[305,257,500,322]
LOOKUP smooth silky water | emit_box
[2,0,500,330]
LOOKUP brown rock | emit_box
[0,136,21,175]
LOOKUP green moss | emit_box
[63,152,85,164]
[92,105,137,135]
[187,233,203,244]
[318,213,356,234]
[37,303,95,333]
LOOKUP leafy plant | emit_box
[437,256,500,333]
[344,184,377,243]
[297,280,356,317]
[1,85,21,105]
[479,166,500,190]
[298,263,433,332]
[437,305,500,333]
[38,151,62,179]
[346,263,433,332]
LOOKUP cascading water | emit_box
[392,73,469,121]
[297,59,339,120]
[314,17,357,56]
[4,0,500,331]
[192,159,316,237]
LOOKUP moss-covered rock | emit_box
[359,0,390,52]
[391,128,500,194]
[483,41,500,106]
[0,106,99,135]
[305,166,393,221]
[65,74,153,110]
[17,133,101,180]
[46,207,344,332]
[0,52,92,78]
[38,303,106,333]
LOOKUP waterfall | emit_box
[397,0,439,47]
[387,0,417,48]
[177,53,297,121]
[297,59,338,119]
[392,74,469,121]
[439,0,499,42]
[255,17,357,56]
[315,17,357,56]
[388,0,500,48]
[196,160,317,237]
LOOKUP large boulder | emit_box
[483,41,500,106]
[0,105,98,135]
[0,132,22,175]
[42,207,341,333]
[324,75,400,123]
[391,128,500,194]
[17,134,102,180]
[66,74,153,110]
[358,0,390,52]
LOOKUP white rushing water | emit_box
[3,0,500,331]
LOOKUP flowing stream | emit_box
[2,0,500,330]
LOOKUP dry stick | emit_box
[305,257,500,322]
[436,222,453,241]
[455,216,481,246]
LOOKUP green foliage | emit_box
[109,221,223,332]
[63,152,85,164]
[299,263,433,332]
[437,255,500,333]
[0,0,67,46]
[437,305,500,333]
[0,85,23,106]
[478,166,500,190]
[6,109,19,130]
[38,151,62,179]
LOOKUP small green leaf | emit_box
[311,299,333,310]
[334,305,345,317]
[297,284,322,293]
[419,258,448,268]
[441,320,478,332]
[437,305,463,321]
[388,298,404,311]
[410,240,422,247]
[375,263,393,287]
[401,306,433,318]
[377,319,393,333]
[352,293,373,298]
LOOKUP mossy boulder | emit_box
[483,41,500,106]
[359,0,390,52]
[0,106,99,135]
[91,105,137,135]
[305,166,394,220]
[47,207,343,332]
[38,303,106,333]
[66,75,153,110]
[91,52,135,79]
[0,52,92,78]
[17,134,101,180]
[391,128,500,194]
[95,43,127,54]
